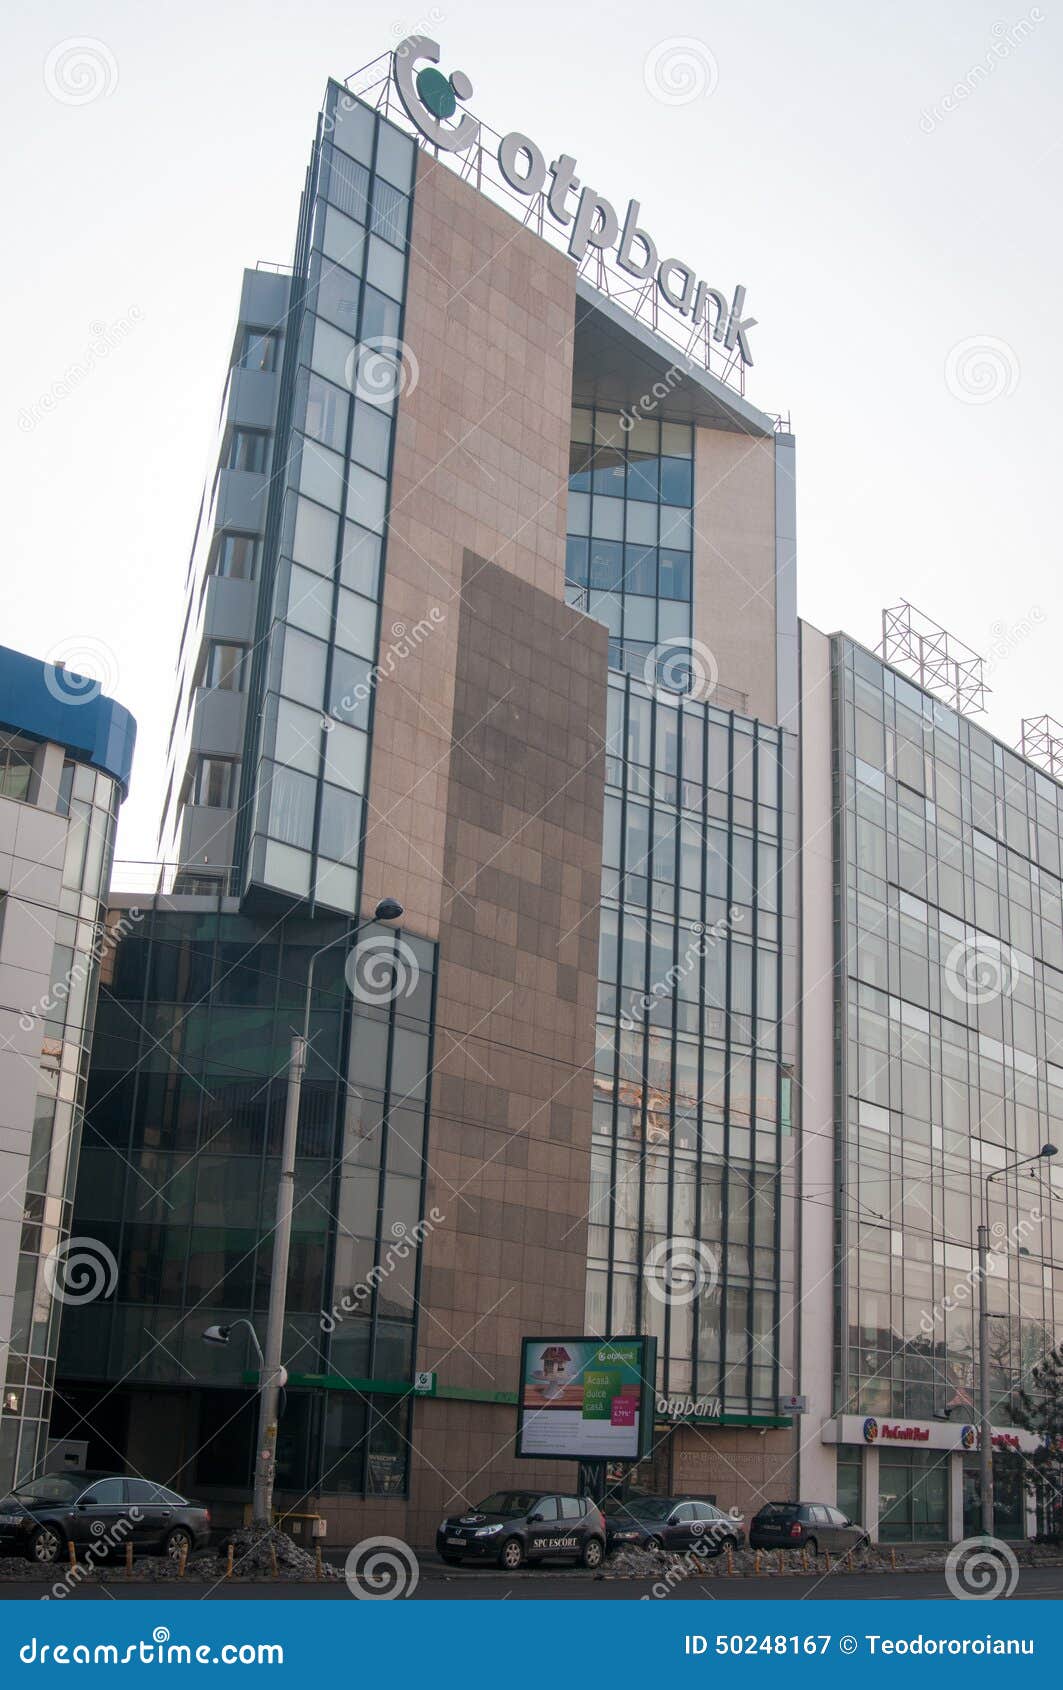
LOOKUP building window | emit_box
[0,737,37,803]
[194,757,238,808]
[214,533,258,580]
[878,1450,949,1543]
[205,643,247,693]
[227,430,269,473]
[239,328,279,372]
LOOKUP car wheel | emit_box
[28,1525,63,1565]
[498,1536,524,1571]
[162,1527,193,1563]
[716,1534,738,1557]
[646,1535,664,1553]
[857,1536,870,1553]
[804,1537,818,1556]
[581,1536,604,1569]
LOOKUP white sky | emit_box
[4,0,1061,868]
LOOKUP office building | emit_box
[0,644,134,1491]
[57,38,801,1543]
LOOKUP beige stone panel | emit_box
[693,427,778,722]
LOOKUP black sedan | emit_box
[606,1495,745,1555]
[0,1471,211,1564]
[749,1501,869,1555]
[437,1491,607,1569]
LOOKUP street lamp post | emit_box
[976,1141,1056,1536]
[249,897,403,1528]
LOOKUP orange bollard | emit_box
[226,1544,234,1579]
[726,1547,733,1576]
[890,1548,896,1571]
[178,1540,188,1578]
[269,1542,278,1577]
[67,1541,76,1571]
[802,1548,809,1572]
[126,1541,133,1577]
[754,1550,761,1575]
[315,1544,323,1582]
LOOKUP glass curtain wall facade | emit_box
[587,668,797,1415]
[239,86,417,912]
[4,764,122,1489]
[56,909,436,1498]
[833,636,1063,1430]
[565,407,694,680]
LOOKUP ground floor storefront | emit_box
[617,1417,796,1521]
[821,1414,1040,1543]
[52,1383,798,1549]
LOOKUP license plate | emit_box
[446,1535,464,1546]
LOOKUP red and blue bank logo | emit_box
[961,1425,976,1449]
[862,1416,879,1443]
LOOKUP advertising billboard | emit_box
[515,1336,656,1461]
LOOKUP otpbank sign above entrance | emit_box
[392,37,757,368]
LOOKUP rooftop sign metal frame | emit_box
[344,42,751,397]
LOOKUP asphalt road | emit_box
[2,1566,1061,1600]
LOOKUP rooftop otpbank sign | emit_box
[392,37,756,368]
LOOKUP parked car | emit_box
[749,1501,869,1555]
[436,1490,606,1569]
[0,1471,211,1565]
[606,1495,745,1555]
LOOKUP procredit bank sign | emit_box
[392,38,757,367]
[824,1415,1044,1455]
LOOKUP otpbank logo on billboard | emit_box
[392,38,757,367]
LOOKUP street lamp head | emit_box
[1039,1143,1058,1158]
[373,897,404,923]
[202,1324,232,1347]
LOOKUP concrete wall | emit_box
[796,621,840,1503]
[692,428,779,723]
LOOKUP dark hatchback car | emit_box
[437,1491,607,1570]
[749,1502,869,1555]
[0,1472,211,1565]
[606,1496,745,1555]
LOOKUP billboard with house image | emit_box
[515,1336,655,1460]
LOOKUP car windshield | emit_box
[11,1475,98,1504]
[473,1492,540,1517]
[612,1498,673,1521]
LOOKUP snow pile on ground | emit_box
[0,1527,342,1584]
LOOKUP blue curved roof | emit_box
[0,644,136,797]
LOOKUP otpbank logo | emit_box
[392,37,756,367]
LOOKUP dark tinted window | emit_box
[14,1474,95,1505]
[127,1480,184,1506]
[533,1497,560,1522]
[475,1492,538,1518]
[808,1505,830,1524]
[560,1497,582,1520]
[827,1507,849,1527]
[81,1478,125,1505]
[673,1503,696,1522]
